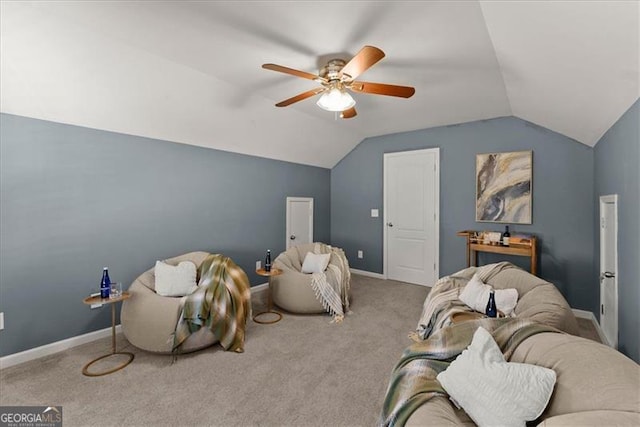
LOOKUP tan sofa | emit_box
[404,265,640,425]
[416,264,580,338]
[407,333,640,426]
[121,252,219,353]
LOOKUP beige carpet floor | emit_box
[0,275,428,426]
[0,274,602,426]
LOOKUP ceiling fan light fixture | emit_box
[316,87,356,112]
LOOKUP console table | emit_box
[457,230,538,275]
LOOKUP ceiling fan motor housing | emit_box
[320,59,348,82]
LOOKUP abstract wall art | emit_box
[476,150,532,224]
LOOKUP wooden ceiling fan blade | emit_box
[350,81,415,98]
[275,88,326,107]
[262,63,322,81]
[340,107,357,119]
[339,46,385,80]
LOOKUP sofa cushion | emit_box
[405,396,475,426]
[509,333,640,419]
[485,268,579,335]
[538,410,640,426]
[437,327,556,427]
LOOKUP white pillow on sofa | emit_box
[459,274,518,315]
[301,252,331,274]
[437,327,556,427]
[154,260,198,297]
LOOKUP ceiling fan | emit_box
[262,45,415,119]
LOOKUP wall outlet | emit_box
[357,250,363,259]
[90,292,103,309]
[256,260,261,270]
[371,209,379,218]
[0,312,4,330]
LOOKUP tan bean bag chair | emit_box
[271,243,350,315]
[121,252,219,354]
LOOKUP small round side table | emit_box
[253,268,283,324]
[82,291,135,376]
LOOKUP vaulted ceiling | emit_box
[1,1,638,168]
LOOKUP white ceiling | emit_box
[1,1,638,168]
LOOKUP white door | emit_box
[286,197,313,249]
[384,148,439,286]
[599,194,618,348]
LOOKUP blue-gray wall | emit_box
[0,113,330,356]
[594,100,640,363]
[331,117,596,314]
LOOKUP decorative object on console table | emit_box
[457,230,538,275]
[253,267,282,324]
[502,225,511,246]
[476,151,532,224]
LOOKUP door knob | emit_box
[290,235,296,240]
[600,271,615,282]
[387,222,393,227]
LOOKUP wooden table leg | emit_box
[111,303,117,353]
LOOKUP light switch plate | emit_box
[256,260,261,270]
[371,209,379,218]
[357,250,363,259]
[0,312,4,330]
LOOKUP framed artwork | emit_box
[476,150,532,224]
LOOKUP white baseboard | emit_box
[0,325,122,370]
[350,268,386,280]
[572,308,610,346]
[251,282,269,295]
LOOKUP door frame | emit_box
[286,197,313,249]
[599,194,618,348]
[383,147,440,284]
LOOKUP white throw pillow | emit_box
[459,274,518,316]
[154,260,198,297]
[301,252,331,274]
[437,327,556,427]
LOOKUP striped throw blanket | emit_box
[308,243,351,322]
[173,254,251,353]
[414,262,516,340]
[380,318,560,427]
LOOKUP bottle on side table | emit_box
[100,267,111,299]
[265,250,272,272]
